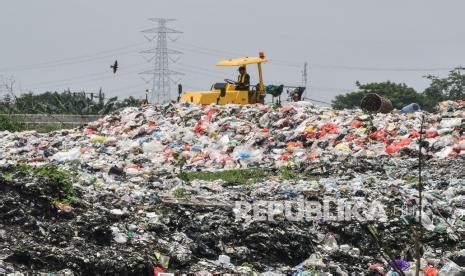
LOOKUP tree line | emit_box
[331,67,465,112]
[0,90,143,115]
[0,83,145,131]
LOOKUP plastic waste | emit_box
[339,244,350,253]
[440,118,462,129]
[110,209,124,216]
[302,253,325,268]
[113,232,128,244]
[153,266,164,276]
[401,103,421,114]
[389,259,409,271]
[90,135,106,143]
[423,266,438,276]
[51,147,81,162]
[155,252,170,268]
[322,233,338,253]
[418,212,436,231]
[386,270,399,276]
[0,100,464,273]
[438,258,462,274]
[218,254,230,264]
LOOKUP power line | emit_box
[173,41,457,72]
[302,97,332,106]
[25,66,146,92]
[25,62,147,87]
[111,83,148,96]
[308,63,454,72]
[172,64,224,79]
[0,42,148,73]
[3,48,145,73]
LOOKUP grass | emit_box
[2,172,14,181]
[278,165,321,181]
[241,262,253,269]
[0,114,26,132]
[0,114,64,133]
[404,174,420,184]
[173,187,191,199]
[33,123,64,133]
[33,165,75,204]
[180,168,269,185]
[279,166,301,180]
[16,164,33,171]
[180,167,320,185]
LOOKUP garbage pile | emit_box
[0,100,464,275]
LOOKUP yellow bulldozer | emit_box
[180,52,269,105]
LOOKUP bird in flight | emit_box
[110,60,118,74]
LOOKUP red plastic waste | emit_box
[204,108,217,123]
[350,120,363,128]
[385,144,399,155]
[194,122,206,135]
[426,131,439,138]
[385,137,412,154]
[83,128,99,135]
[409,131,421,138]
[280,152,290,161]
[153,266,164,276]
[148,120,156,127]
[369,130,388,143]
[423,266,438,276]
[319,123,338,136]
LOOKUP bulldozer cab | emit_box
[180,52,269,105]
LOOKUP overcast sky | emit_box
[1,0,464,104]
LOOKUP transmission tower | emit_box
[139,18,183,104]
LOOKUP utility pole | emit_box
[301,62,308,99]
[98,87,104,105]
[139,18,184,104]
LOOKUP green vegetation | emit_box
[1,172,14,181]
[33,165,76,204]
[404,174,420,184]
[278,165,320,181]
[0,114,25,132]
[181,168,269,185]
[1,164,75,204]
[0,90,144,132]
[32,123,64,133]
[173,187,190,199]
[5,91,143,115]
[180,167,320,185]
[241,262,253,269]
[16,164,33,171]
[279,165,301,180]
[423,67,465,108]
[0,118,66,133]
[332,81,428,111]
[332,67,465,112]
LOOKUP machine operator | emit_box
[236,65,250,90]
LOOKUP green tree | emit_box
[423,67,465,110]
[332,81,425,110]
[3,91,143,115]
